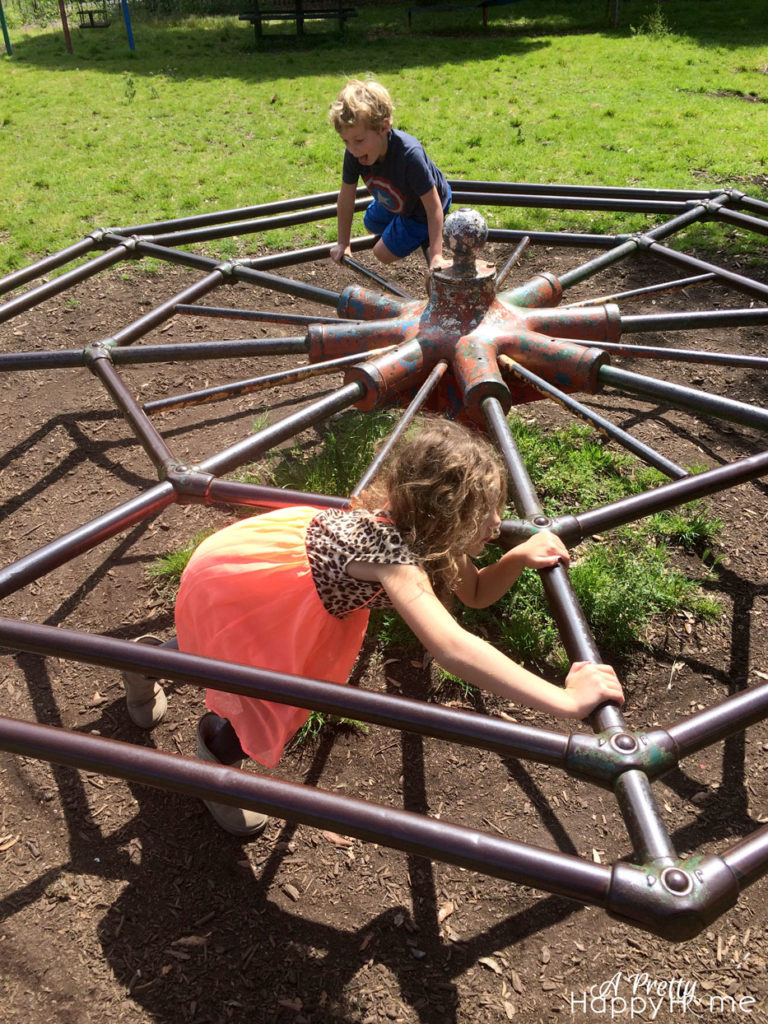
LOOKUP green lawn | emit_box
[1,0,767,273]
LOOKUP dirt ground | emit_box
[1,235,768,1024]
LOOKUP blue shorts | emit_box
[364,187,452,258]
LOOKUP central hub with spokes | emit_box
[308,208,619,423]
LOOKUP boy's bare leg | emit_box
[372,237,399,264]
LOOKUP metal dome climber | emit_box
[1,181,768,940]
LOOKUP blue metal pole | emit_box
[0,0,12,56]
[121,0,135,50]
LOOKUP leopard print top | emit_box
[306,508,418,618]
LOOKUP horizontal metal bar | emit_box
[0,619,571,765]
[487,228,627,250]
[0,715,610,905]
[205,479,350,511]
[448,180,721,202]
[0,349,87,372]
[559,450,768,542]
[452,191,691,215]
[113,187,368,236]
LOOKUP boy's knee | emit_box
[372,238,398,265]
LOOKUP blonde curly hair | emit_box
[356,418,507,600]
[328,78,394,133]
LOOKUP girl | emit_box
[167,418,623,836]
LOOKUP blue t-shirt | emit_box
[342,128,450,224]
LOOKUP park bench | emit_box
[74,0,111,27]
[408,0,520,28]
[239,0,357,40]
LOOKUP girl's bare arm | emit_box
[348,560,622,720]
[454,531,570,609]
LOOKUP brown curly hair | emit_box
[355,418,507,600]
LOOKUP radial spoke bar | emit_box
[600,365,768,432]
[110,337,309,364]
[352,361,449,496]
[199,382,366,478]
[495,237,530,291]
[565,272,715,308]
[573,339,768,371]
[174,304,346,326]
[145,347,394,415]
[109,270,227,347]
[343,255,413,299]
[621,308,768,333]
[647,241,768,302]
[499,355,687,479]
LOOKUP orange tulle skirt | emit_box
[175,506,370,768]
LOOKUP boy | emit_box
[328,78,452,273]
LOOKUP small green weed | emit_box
[245,409,400,497]
[632,3,673,38]
[146,528,214,602]
[288,710,369,750]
